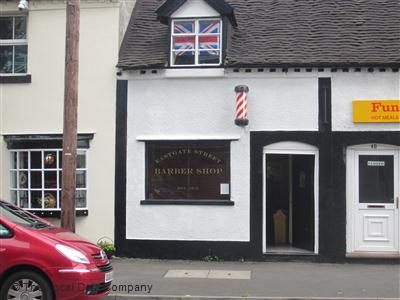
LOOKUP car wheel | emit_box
[0,270,53,300]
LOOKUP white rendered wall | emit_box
[171,0,220,18]
[332,71,400,131]
[126,73,318,241]
[0,1,119,242]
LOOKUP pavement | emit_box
[103,258,400,300]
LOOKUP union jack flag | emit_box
[199,36,219,56]
[199,21,220,34]
[173,36,195,56]
[173,21,220,57]
[173,21,194,56]
[174,22,194,34]
[199,21,220,56]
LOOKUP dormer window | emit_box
[171,19,222,67]
[157,0,237,68]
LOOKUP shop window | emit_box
[0,16,28,74]
[146,141,230,201]
[10,149,88,211]
[171,19,222,67]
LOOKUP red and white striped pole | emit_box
[234,85,249,126]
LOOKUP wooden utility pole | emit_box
[61,0,80,232]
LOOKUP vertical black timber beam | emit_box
[319,78,332,132]
[318,78,343,258]
[115,80,128,256]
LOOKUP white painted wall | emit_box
[0,1,120,243]
[126,72,319,133]
[125,72,319,241]
[171,0,220,18]
[332,71,400,131]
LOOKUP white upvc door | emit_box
[348,145,399,254]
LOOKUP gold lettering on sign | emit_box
[154,148,223,164]
[193,150,222,163]
[195,168,224,175]
[154,168,224,176]
[177,186,200,191]
[154,168,194,175]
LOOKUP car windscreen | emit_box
[0,202,54,229]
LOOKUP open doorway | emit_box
[263,142,318,255]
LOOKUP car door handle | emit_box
[0,248,5,252]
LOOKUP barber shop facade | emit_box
[115,0,400,261]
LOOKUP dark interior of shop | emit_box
[265,154,315,253]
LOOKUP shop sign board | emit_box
[353,100,400,123]
[147,142,230,200]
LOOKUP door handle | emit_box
[397,197,399,209]
[0,248,5,252]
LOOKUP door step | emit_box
[265,246,316,255]
[346,252,400,258]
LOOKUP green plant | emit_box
[202,248,220,262]
[97,237,115,258]
[202,254,219,262]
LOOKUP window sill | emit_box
[165,68,224,78]
[140,200,234,206]
[27,209,88,218]
[0,74,31,84]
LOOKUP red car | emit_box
[0,199,113,300]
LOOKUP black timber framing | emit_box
[0,74,31,84]
[115,80,128,257]
[318,78,332,132]
[4,134,94,149]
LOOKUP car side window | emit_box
[0,224,12,238]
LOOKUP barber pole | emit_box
[234,85,249,126]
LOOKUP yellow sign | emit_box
[353,100,400,123]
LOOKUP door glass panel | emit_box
[359,155,394,203]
